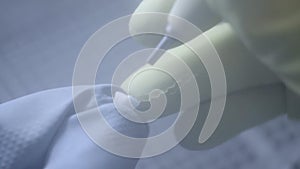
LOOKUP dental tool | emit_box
[146,34,174,65]
[147,0,220,65]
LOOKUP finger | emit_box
[134,0,176,13]
[130,0,221,48]
[121,23,283,148]
[130,0,176,47]
[122,23,279,108]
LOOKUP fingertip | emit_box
[129,0,176,47]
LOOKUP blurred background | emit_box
[1,0,300,168]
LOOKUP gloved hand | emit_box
[0,85,148,169]
[121,0,300,149]
[207,0,300,95]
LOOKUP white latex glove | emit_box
[121,0,300,149]
[207,0,300,95]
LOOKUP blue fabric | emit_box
[0,85,149,169]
